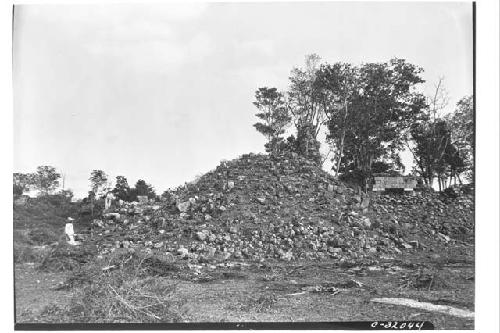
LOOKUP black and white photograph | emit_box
[6,0,498,330]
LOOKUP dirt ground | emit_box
[15,251,474,329]
[14,264,72,323]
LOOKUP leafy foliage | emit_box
[253,56,430,176]
[32,166,61,195]
[89,170,109,198]
[324,59,427,184]
[13,172,35,196]
[113,176,131,201]
[445,95,473,180]
[294,124,322,165]
[411,119,451,183]
[253,87,291,154]
[287,54,325,135]
[315,62,358,174]
[252,55,327,164]
[129,179,156,201]
[410,118,465,190]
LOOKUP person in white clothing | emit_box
[65,217,79,245]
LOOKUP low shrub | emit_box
[38,242,98,272]
[61,258,186,323]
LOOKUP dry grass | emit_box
[38,241,98,272]
[65,263,185,322]
[46,249,188,323]
[66,274,183,323]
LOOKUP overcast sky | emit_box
[13,2,473,198]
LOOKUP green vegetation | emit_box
[252,55,474,189]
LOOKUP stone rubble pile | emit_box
[90,152,474,263]
[369,190,474,245]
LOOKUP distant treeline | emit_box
[13,167,162,203]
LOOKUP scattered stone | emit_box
[196,230,210,241]
[280,251,293,261]
[409,240,420,249]
[207,247,216,257]
[159,252,175,263]
[361,217,371,228]
[88,152,473,263]
[438,233,451,243]
[103,212,121,220]
[177,201,191,213]
[177,247,189,257]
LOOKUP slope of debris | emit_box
[90,152,474,263]
[369,189,474,247]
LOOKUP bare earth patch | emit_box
[15,252,474,329]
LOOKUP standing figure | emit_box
[65,217,79,245]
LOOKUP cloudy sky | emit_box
[13,2,473,198]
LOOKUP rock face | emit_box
[89,152,474,263]
[369,190,474,244]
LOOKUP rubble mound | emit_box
[91,152,474,263]
[370,190,474,246]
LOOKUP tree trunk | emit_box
[335,135,345,177]
[335,98,349,177]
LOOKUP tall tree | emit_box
[112,175,131,201]
[253,87,291,154]
[315,62,358,175]
[287,54,326,161]
[328,59,427,186]
[89,170,108,198]
[131,179,156,200]
[33,166,61,195]
[405,78,460,189]
[13,172,35,196]
[410,119,453,188]
[445,95,474,181]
